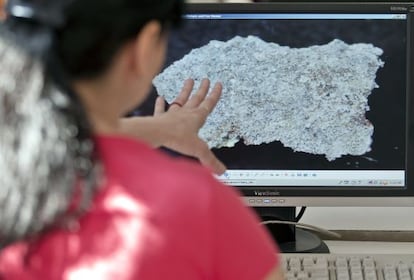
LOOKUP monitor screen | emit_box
[141,2,414,207]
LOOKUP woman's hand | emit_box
[120,78,226,175]
[153,78,226,175]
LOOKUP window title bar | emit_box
[184,13,407,20]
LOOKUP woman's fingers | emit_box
[169,78,194,110]
[198,82,222,116]
[153,96,166,116]
[185,78,211,108]
[168,79,222,117]
[194,139,227,175]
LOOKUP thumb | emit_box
[195,140,227,175]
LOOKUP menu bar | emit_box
[216,170,405,187]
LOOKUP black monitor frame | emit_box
[144,2,414,252]
[183,2,414,208]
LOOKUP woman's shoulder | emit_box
[87,135,232,278]
[94,134,226,213]
[95,134,220,185]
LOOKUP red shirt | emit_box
[0,135,279,279]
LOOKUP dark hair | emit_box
[0,0,183,248]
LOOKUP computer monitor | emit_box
[140,2,414,252]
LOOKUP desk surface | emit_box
[325,241,414,254]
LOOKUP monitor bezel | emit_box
[183,2,414,206]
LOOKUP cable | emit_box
[295,206,307,222]
[261,220,342,239]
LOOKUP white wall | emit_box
[302,207,414,231]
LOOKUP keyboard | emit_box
[282,254,414,280]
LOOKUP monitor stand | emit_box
[255,207,330,253]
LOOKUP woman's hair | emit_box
[0,0,183,248]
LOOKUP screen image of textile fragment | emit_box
[153,36,384,161]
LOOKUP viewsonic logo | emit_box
[254,191,280,196]
[390,6,407,12]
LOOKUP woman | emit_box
[0,0,283,279]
